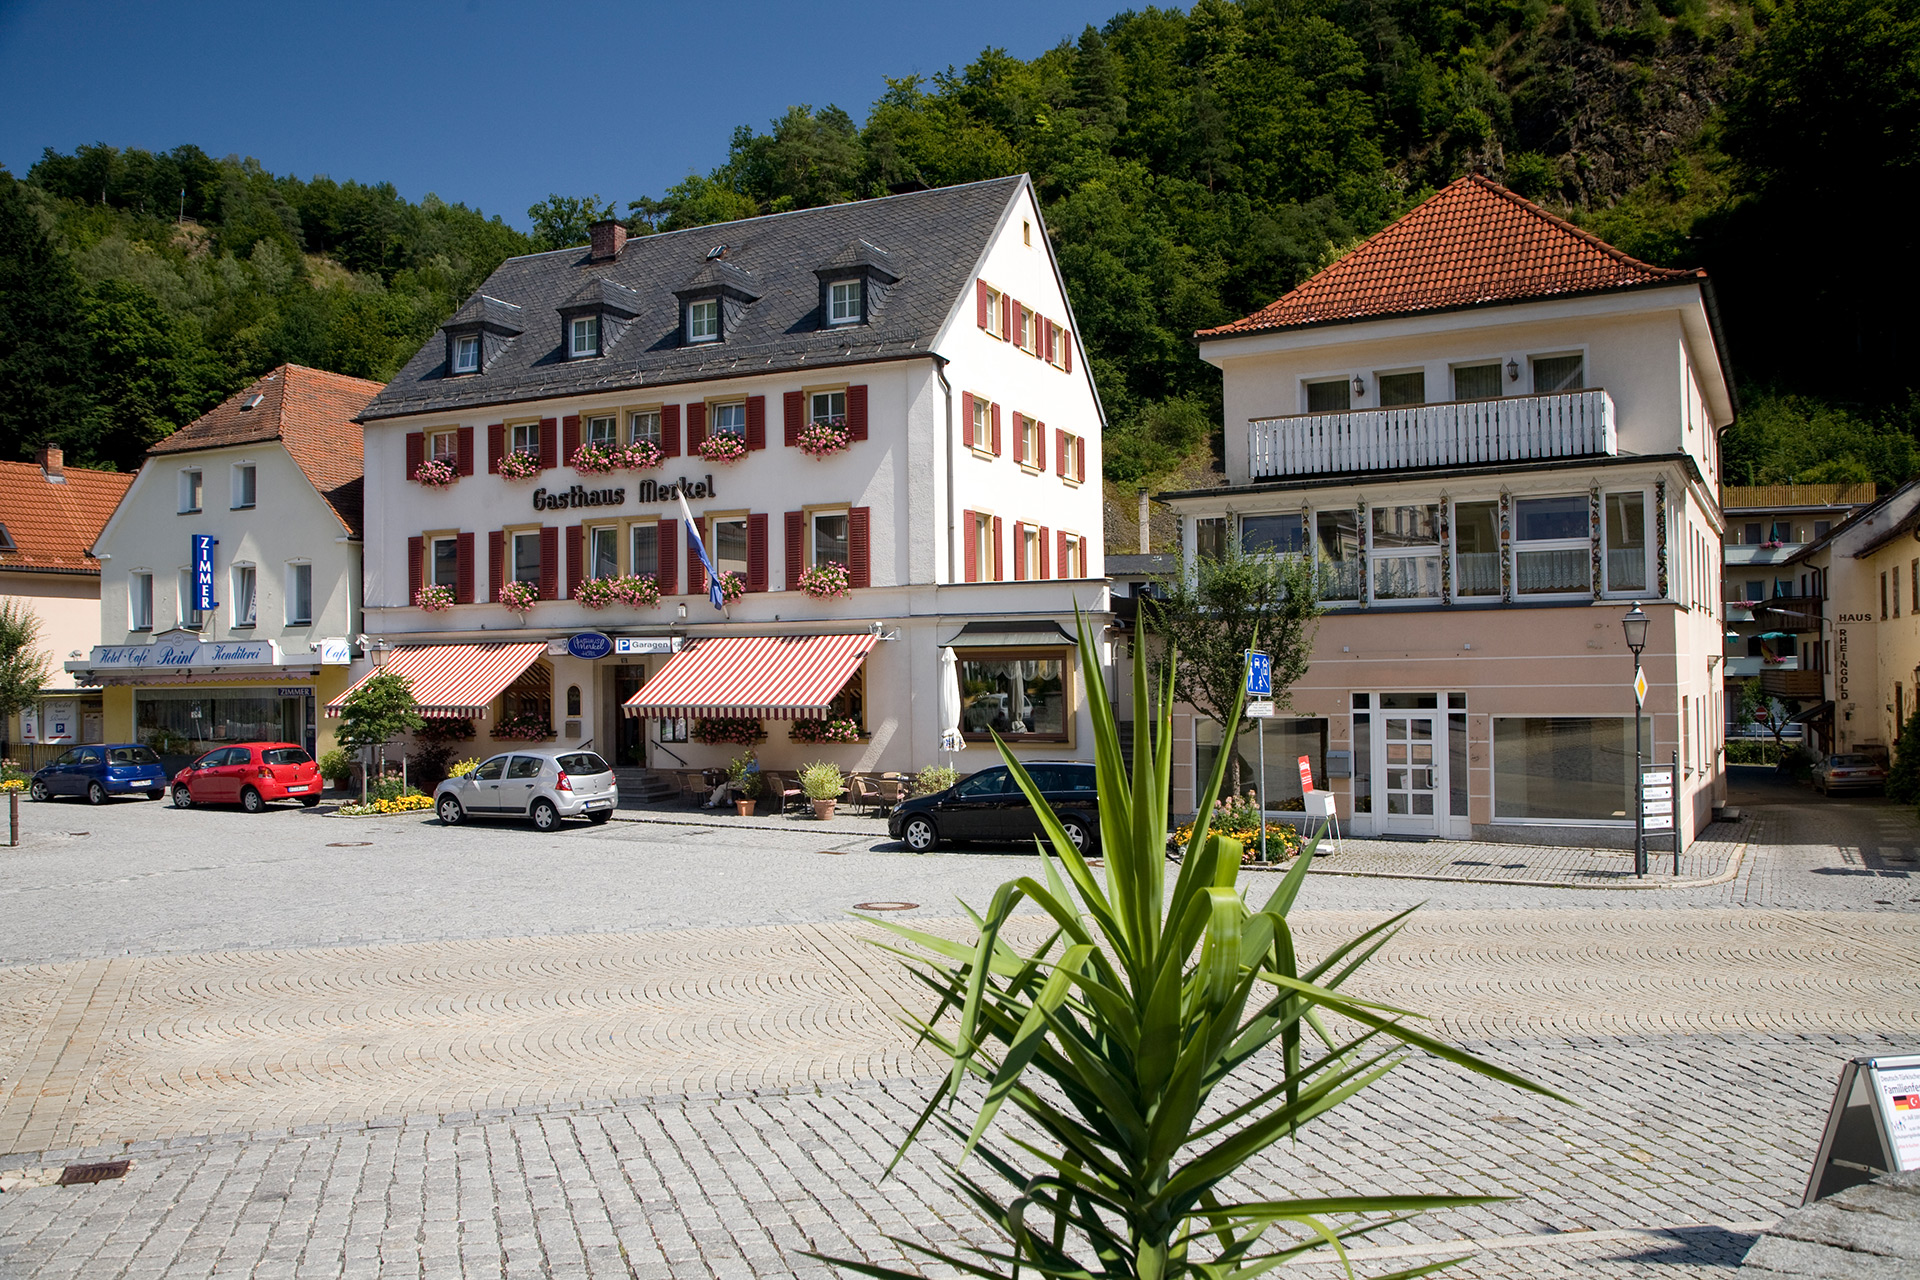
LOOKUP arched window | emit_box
[566,685,582,717]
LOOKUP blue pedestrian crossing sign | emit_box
[1245,651,1272,697]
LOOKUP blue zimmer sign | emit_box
[567,632,614,660]
[192,534,219,611]
[1245,651,1273,697]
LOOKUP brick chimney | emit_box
[37,443,64,483]
[588,219,627,261]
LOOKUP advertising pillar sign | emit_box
[192,535,219,612]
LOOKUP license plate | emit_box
[130,779,151,787]
[585,798,611,809]
[287,785,308,793]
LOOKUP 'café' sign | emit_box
[532,475,716,512]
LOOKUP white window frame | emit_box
[971,396,993,454]
[974,510,996,582]
[711,401,747,438]
[231,564,257,627]
[569,315,600,358]
[1511,494,1592,600]
[1368,504,1443,603]
[1062,532,1083,579]
[1018,415,1040,469]
[1020,309,1036,352]
[630,522,660,579]
[230,462,256,510]
[453,333,480,373]
[129,571,154,631]
[1601,488,1652,597]
[1529,350,1586,395]
[983,286,1004,338]
[628,410,661,446]
[509,422,538,455]
[810,508,851,569]
[176,567,203,629]
[827,279,862,325]
[285,561,313,626]
[709,515,750,580]
[810,389,846,427]
[587,525,620,581]
[1021,525,1040,579]
[429,535,459,589]
[584,414,618,447]
[1058,429,1082,483]
[511,531,542,586]
[686,299,719,343]
[179,469,202,514]
[428,429,457,462]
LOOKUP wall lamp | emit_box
[1351,373,1366,398]
[1506,358,1521,382]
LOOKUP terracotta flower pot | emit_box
[735,799,757,817]
[812,799,837,821]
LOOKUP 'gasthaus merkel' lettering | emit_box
[531,475,716,511]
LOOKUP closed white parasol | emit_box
[939,646,964,756]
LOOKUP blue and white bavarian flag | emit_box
[678,489,725,610]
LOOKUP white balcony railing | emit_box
[1248,388,1617,479]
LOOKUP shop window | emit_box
[959,650,1071,741]
[136,688,303,756]
[1316,510,1362,601]
[631,524,659,578]
[1493,717,1649,822]
[1371,504,1441,600]
[1604,492,1647,593]
[499,663,552,726]
[1513,496,1588,595]
[657,716,688,742]
[1241,513,1307,557]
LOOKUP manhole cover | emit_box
[326,842,372,848]
[57,1160,129,1186]
[854,901,919,911]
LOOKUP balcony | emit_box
[1248,388,1615,480]
[1755,595,1825,631]
[1760,666,1823,700]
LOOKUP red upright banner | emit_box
[1298,756,1315,794]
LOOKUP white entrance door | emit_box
[1380,713,1443,835]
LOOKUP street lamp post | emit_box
[1623,603,1650,877]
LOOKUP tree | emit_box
[0,600,53,757]
[1151,545,1321,795]
[335,672,425,801]
[526,193,615,252]
[1886,711,1920,803]
[0,174,95,462]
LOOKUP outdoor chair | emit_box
[873,777,906,816]
[849,775,881,816]
[773,773,807,813]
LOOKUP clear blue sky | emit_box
[0,0,1128,230]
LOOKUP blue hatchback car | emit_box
[30,744,169,804]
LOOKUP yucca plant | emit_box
[821,612,1566,1279]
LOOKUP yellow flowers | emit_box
[1170,819,1303,861]
[449,758,481,778]
[370,794,434,814]
[0,779,24,792]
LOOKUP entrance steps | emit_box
[614,768,679,803]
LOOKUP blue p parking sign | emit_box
[1245,651,1272,697]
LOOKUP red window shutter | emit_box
[783,390,803,447]
[849,506,871,589]
[488,530,504,601]
[661,404,681,457]
[538,418,558,470]
[656,519,678,595]
[992,516,1004,581]
[991,403,1002,455]
[1035,421,1046,471]
[1000,293,1011,340]
[686,402,707,455]
[1012,522,1027,581]
[487,423,505,474]
[785,510,804,588]
[408,535,424,601]
[961,392,975,448]
[1040,526,1051,579]
[562,415,580,465]
[405,431,424,482]
[1055,428,1067,476]
[746,395,766,451]
[1041,317,1053,363]
[566,524,583,599]
[847,384,868,441]
[963,511,978,583]
[687,521,706,595]
[1075,436,1085,482]
[747,512,768,592]
[539,526,559,601]
[456,531,475,604]
[457,426,475,476]
[1063,331,1073,374]
[1057,529,1069,578]
[1011,299,1025,348]
[976,280,990,329]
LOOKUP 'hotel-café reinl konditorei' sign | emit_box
[531,475,716,512]
[82,639,280,669]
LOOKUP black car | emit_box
[888,761,1098,853]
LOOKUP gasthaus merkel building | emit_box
[340,176,1107,777]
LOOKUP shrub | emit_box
[318,748,353,786]
[449,758,481,778]
[911,764,959,796]
[798,760,845,801]
[407,742,458,791]
[1886,711,1920,801]
[367,770,422,804]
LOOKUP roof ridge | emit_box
[1463,173,1694,281]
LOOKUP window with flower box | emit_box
[631,523,659,579]
[629,409,661,446]
[711,401,746,439]
[429,429,457,462]
[585,415,617,447]
[588,526,620,580]
[811,510,849,568]
[811,389,845,428]
[430,536,459,589]
[509,421,538,455]
[512,531,542,586]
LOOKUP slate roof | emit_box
[359,176,1029,423]
[0,458,134,576]
[1198,174,1702,340]
[447,294,525,332]
[148,365,381,537]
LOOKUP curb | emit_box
[1234,826,1753,891]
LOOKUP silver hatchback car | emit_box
[434,749,618,830]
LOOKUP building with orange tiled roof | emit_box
[72,366,381,767]
[0,447,136,759]
[1153,175,1736,858]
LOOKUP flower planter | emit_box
[735,799,757,817]
[812,799,837,821]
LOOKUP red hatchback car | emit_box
[172,742,323,812]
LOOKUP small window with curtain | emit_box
[970,396,993,454]
[1370,504,1442,599]
[231,464,256,510]
[1316,509,1362,600]
[585,414,617,447]
[509,422,538,456]
[1531,353,1584,393]
[1061,532,1084,579]
[129,572,153,631]
[712,402,746,438]
[630,523,659,579]
[453,334,480,373]
[429,429,457,462]
[629,410,660,446]
[1378,370,1425,407]
[812,511,849,568]
[686,299,719,343]
[431,536,459,588]
[513,531,542,586]
[811,390,846,428]
[1604,492,1647,593]
[1306,379,1351,413]
[1453,502,1501,598]
[828,279,863,324]
[589,526,620,580]
[1452,363,1503,401]
[1513,496,1590,595]
[569,315,600,358]
[231,565,256,626]
[711,516,749,579]
[285,562,312,626]
[1019,415,1040,468]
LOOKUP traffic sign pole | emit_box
[1246,652,1272,863]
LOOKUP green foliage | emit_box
[335,673,426,752]
[406,742,459,792]
[1724,738,1782,765]
[1886,712,1920,803]
[0,600,52,726]
[526,193,615,251]
[827,612,1561,1278]
[317,747,353,785]
[798,760,845,801]
[912,764,960,797]
[1720,391,1919,486]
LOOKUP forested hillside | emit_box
[2,0,1914,490]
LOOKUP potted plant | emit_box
[799,760,845,820]
[728,752,763,816]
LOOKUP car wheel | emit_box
[240,786,266,814]
[1061,818,1094,854]
[901,815,938,852]
[87,781,108,806]
[172,785,193,808]
[530,799,560,832]
[300,797,321,808]
[28,779,50,802]
[437,795,464,826]
[587,809,612,825]
[145,788,164,800]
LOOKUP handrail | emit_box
[653,743,689,766]
[1248,387,1616,479]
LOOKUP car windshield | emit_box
[1831,755,1875,767]
[471,757,507,781]
[192,751,225,768]
[262,748,310,766]
[557,753,610,775]
[108,747,160,765]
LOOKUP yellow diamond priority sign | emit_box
[1633,668,1648,706]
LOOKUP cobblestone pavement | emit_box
[0,779,1916,1278]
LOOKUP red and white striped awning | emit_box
[323,641,547,718]
[622,633,874,719]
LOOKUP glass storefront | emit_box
[959,652,1069,740]
[1195,718,1329,807]
[135,687,306,756]
[1493,716,1650,822]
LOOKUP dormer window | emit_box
[0,522,15,553]
[453,334,480,373]
[687,300,720,343]
[828,279,864,325]
[569,315,601,358]
[439,294,523,376]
